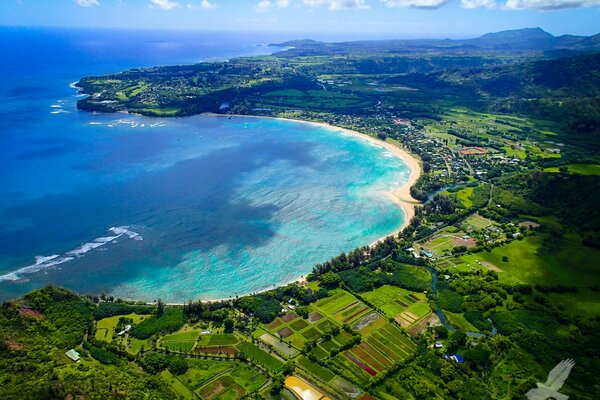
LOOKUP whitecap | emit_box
[0,256,74,282]
[0,226,143,283]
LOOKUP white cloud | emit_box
[303,0,370,10]
[254,0,292,11]
[254,0,273,11]
[461,0,497,7]
[503,0,600,9]
[200,0,216,9]
[382,0,450,8]
[149,0,180,10]
[75,0,99,6]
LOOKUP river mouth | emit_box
[0,114,410,302]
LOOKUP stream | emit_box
[425,265,496,338]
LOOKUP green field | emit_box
[462,213,493,231]
[460,234,600,287]
[95,313,148,342]
[180,359,236,390]
[297,356,336,382]
[161,369,194,400]
[207,334,239,346]
[363,285,429,327]
[544,164,600,175]
[237,343,284,372]
[195,362,267,400]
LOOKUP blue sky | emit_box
[2,0,599,38]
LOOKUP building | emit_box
[65,349,80,363]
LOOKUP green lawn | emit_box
[460,234,600,287]
[462,214,493,230]
[544,164,600,175]
[455,187,474,209]
[95,313,148,343]
[161,330,200,342]
[207,334,239,346]
[127,337,150,355]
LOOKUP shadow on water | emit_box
[0,139,317,298]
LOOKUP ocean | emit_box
[0,27,410,302]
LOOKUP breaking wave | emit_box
[0,226,142,283]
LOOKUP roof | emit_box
[452,354,464,363]
[65,349,80,362]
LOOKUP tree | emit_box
[156,299,165,317]
[169,357,189,375]
[319,271,341,289]
[223,318,234,333]
[446,330,467,354]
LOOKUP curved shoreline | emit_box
[208,113,422,244]
[159,113,423,305]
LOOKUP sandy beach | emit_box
[162,113,424,305]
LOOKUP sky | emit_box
[1,0,599,39]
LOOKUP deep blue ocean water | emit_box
[0,27,410,302]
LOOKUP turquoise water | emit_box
[0,28,410,302]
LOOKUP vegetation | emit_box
[3,28,600,399]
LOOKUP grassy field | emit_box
[179,359,236,390]
[363,285,429,328]
[237,343,284,372]
[544,163,600,175]
[161,369,194,400]
[159,330,200,353]
[95,313,147,342]
[297,356,336,383]
[462,213,493,231]
[194,362,267,400]
[459,234,600,287]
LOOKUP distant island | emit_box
[2,28,599,399]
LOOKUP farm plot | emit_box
[195,363,267,400]
[197,375,244,400]
[314,290,370,325]
[237,342,284,372]
[159,330,200,353]
[297,356,337,383]
[179,359,236,391]
[363,285,430,328]
[462,213,493,231]
[341,322,415,379]
[258,332,298,357]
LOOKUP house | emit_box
[421,249,433,258]
[117,324,132,336]
[65,349,80,363]
[450,354,464,363]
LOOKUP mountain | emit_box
[274,28,600,55]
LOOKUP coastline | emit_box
[207,113,422,244]
[165,112,422,305]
